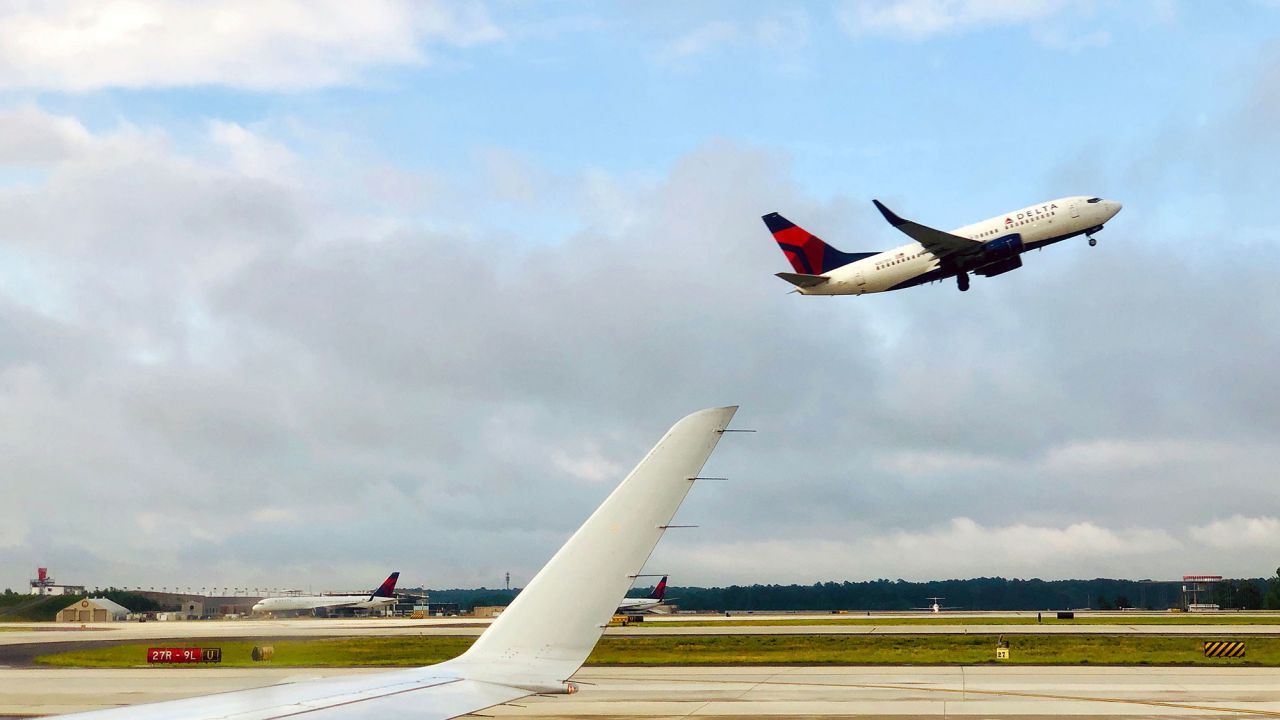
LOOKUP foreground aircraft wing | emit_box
[873,199,980,258]
[53,406,738,720]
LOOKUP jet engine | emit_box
[974,255,1023,277]
[967,233,1025,277]
[980,234,1024,262]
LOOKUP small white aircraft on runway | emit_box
[915,597,961,613]
[764,195,1122,293]
[51,406,738,720]
[251,572,401,615]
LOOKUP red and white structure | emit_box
[1182,575,1223,611]
[29,567,86,596]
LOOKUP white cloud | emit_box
[0,0,503,91]
[1040,439,1238,476]
[1190,516,1280,549]
[659,20,741,61]
[836,0,1066,39]
[551,446,625,484]
[0,106,93,164]
[209,121,298,182]
[653,12,811,67]
[252,507,301,524]
[477,147,546,207]
[681,519,1183,583]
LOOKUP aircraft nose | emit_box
[1110,200,1123,216]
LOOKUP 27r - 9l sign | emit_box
[147,647,221,663]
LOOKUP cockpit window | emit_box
[1087,197,1102,203]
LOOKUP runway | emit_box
[6,665,1280,718]
[4,617,1279,648]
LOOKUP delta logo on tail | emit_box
[371,571,400,599]
[763,195,1121,295]
[650,576,667,601]
[763,213,876,275]
[617,575,671,613]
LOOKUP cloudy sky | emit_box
[2,0,1279,594]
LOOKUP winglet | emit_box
[871,198,978,257]
[444,407,738,692]
[872,199,905,227]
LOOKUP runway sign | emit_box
[147,647,222,663]
[1203,641,1245,658]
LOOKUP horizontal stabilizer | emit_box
[775,272,830,288]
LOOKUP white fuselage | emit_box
[616,597,662,613]
[252,594,395,614]
[801,196,1122,295]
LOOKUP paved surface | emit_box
[4,618,1280,648]
[6,665,1280,718]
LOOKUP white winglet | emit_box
[441,406,738,690]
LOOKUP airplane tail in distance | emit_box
[763,212,876,274]
[649,576,668,601]
[372,572,400,598]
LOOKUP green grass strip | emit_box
[34,634,1280,668]
[647,615,1280,627]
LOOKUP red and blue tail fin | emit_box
[648,576,668,601]
[371,571,400,598]
[763,213,876,274]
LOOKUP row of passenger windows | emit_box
[876,251,925,270]
[969,211,1057,239]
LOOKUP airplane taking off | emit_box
[52,407,737,720]
[618,575,669,613]
[764,195,1122,293]
[251,572,400,615]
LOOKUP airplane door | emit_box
[854,270,866,289]
[1070,202,1080,218]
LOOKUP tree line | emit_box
[422,569,1280,612]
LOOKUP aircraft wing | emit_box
[55,672,529,720]
[51,407,738,720]
[873,199,980,258]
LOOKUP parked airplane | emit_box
[618,575,669,613]
[251,572,400,615]
[764,195,1122,293]
[52,406,737,719]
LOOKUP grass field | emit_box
[34,634,1280,668]
[648,615,1280,627]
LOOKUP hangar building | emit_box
[56,598,131,623]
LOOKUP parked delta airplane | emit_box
[617,575,669,613]
[251,572,400,615]
[51,407,737,720]
[764,195,1122,293]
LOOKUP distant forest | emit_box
[422,575,1280,613]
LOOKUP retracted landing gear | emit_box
[957,272,970,292]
